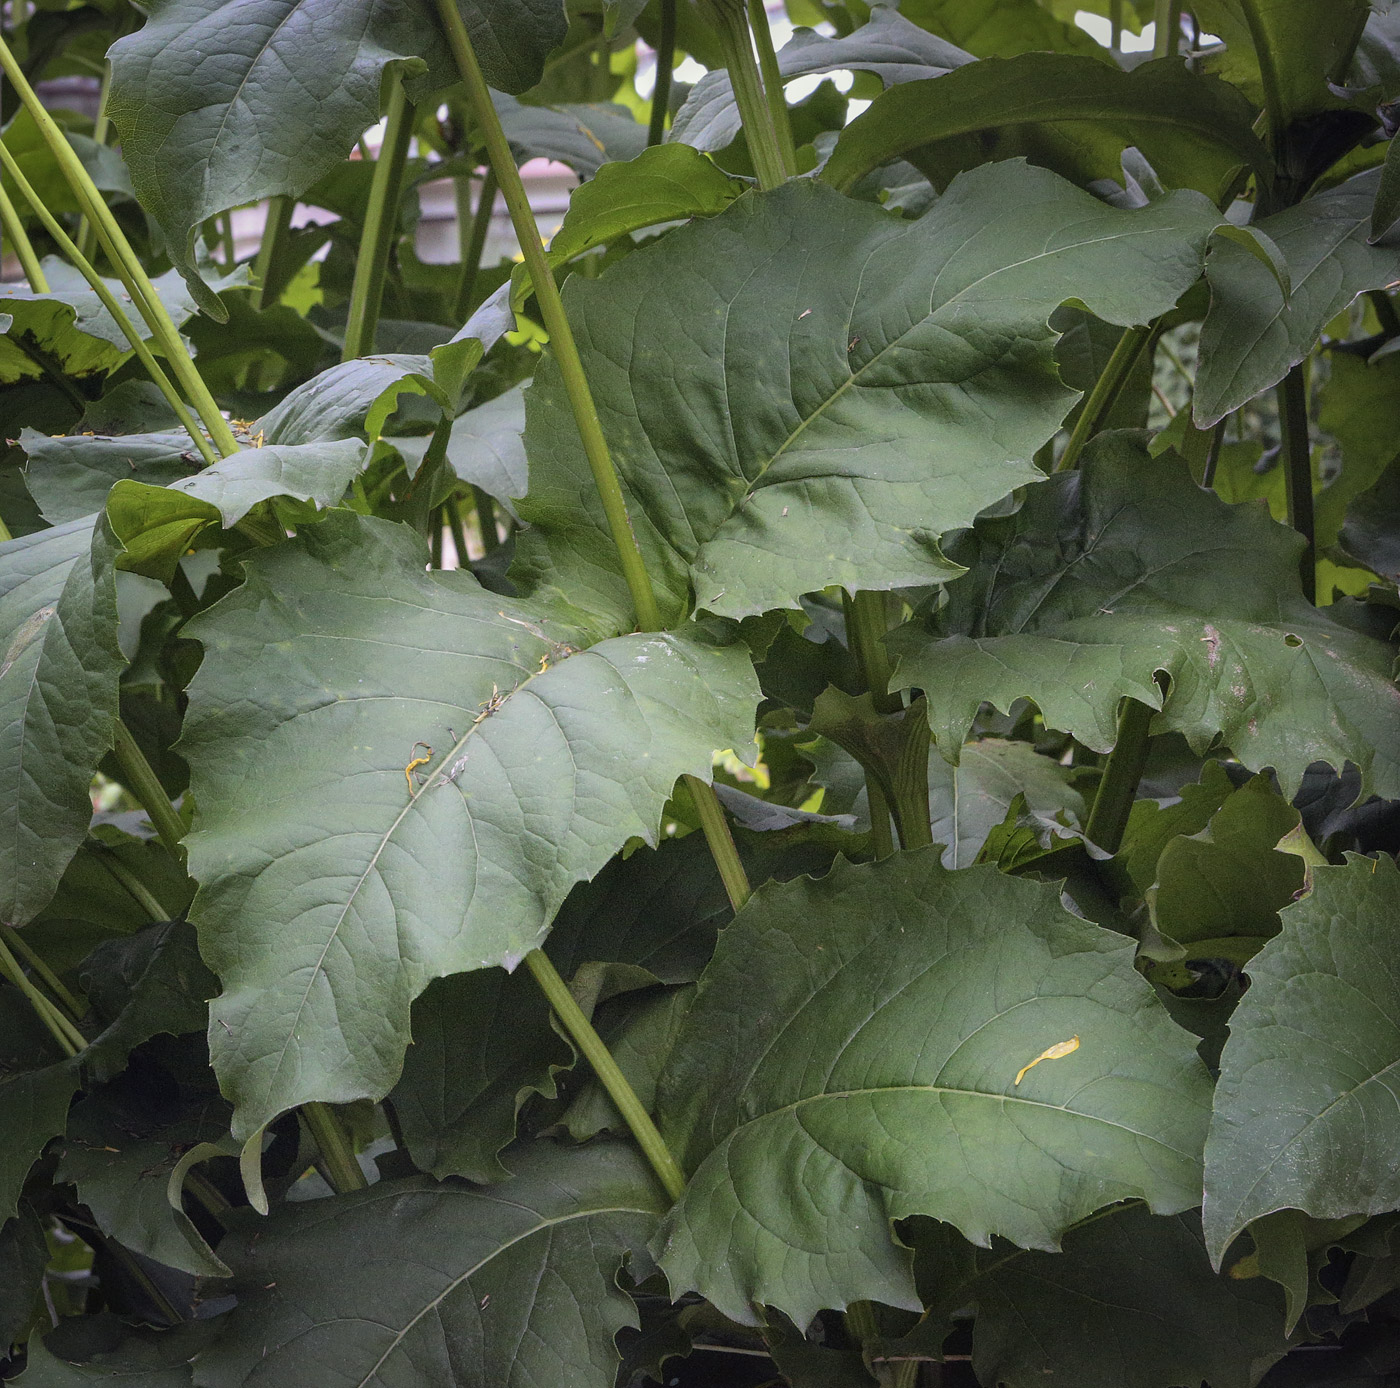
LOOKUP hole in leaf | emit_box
[1284,633,1303,647]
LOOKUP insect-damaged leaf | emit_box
[889,433,1400,799]
[179,511,758,1140]
[654,852,1212,1327]
[517,160,1220,623]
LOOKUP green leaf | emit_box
[1203,854,1400,1263]
[16,1321,208,1385]
[518,162,1220,624]
[820,55,1267,199]
[106,0,566,314]
[655,852,1213,1327]
[179,511,759,1139]
[256,355,442,444]
[910,1207,1290,1388]
[888,433,1400,799]
[670,8,972,153]
[899,0,1112,58]
[194,1140,664,1388]
[1195,170,1400,426]
[0,1205,46,1347]
[1117,760,1236,895]
[1,517,122,927]
[395,385,528,510]
[1338,455,1400,584]
[20,429,195,529]
[496,94,648,179]
[1149,774,1304,964]
[1370,136,1400,242]
[1315,350,1400,552]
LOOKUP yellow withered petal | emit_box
[1013,1035,1080,1086]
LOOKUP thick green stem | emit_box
[1152,0,1182,57]
[1054,324,1151,473]
[433,0,663,632]
[1276,364,1315,603]
[647,0,678,147]
[746,0,797,177]
[110,719,186,859]
[0,140,218,466]
[889,705,933,850]
[1084,697,1155,854]
[0,32,240,459]
[3,925,82,1018]
[524,949,686,1201]
[95,850,173,924]
[0,935,83,1056]
[708,0,789,190]
[843,590,911,854]
[685,772,751,911]
[472,484,500,553]
[250,194,294,311]
[1110,0,1123,52]
[867,781,896,859]
[300,1102,369,1194]
[0,179,47,290]
[452,167,497,322]
[343,76,414,361]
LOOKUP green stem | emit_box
[1152,0,1182,58]
[1054,324,1151,473]
[890,704,933,850]
[184,1170,234,1223]
[524,949,686,1201]
[1276,364,1315,604]
[343,76,414,361]
[0,179,47,290]
[0,935,82,1057]
[843,590,910,854]
[216,209,237,267]
[2,925,82,1018]
[707,0,788,191]
[250,194,294,311]
[432,0,663,632]
[647,0,678,146]
[472,484,499,553]
[1236,3,1287,153]
[446,493,472,564]
[0,139,219,466]
[0,32,240,459]
[746,0,797,177]
[1084,697,1155,854]
[1201,418,1226,489]
[1368,288,1400,339]
[867,780,896,859]
[110,719,186,859]
[75,34,120,262]
[95,849,173,924]
[451,167,497,322]
[300,1102,369,1194]
[1110,0,1122,53]
[684,772,751,911]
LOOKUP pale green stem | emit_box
[110,719,186,859]
[452,167,498,322]
[1110,0,1123,52]
[708,0,788,190]
[0,179,47,290]
[250,194,294,311]
[746,0,797,177]
[1054,324,1151,473]
[95,850,173,924]
[76,8,127,262]
[2,925,82,1018]
[684,772,750,911]
[1084,697,1155,854]
[0,139,218,466]
[524,949,686,1201]
[0,32,240,459]
[343,75,414,361]
[843,590,909,858]
[447,493,472,563]
[0,935,83,1056]
[1152,0,1182,57]
[300,1102,369,1194]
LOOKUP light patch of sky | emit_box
[1073,10,1157,51]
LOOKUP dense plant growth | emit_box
[3,0,1400,1382]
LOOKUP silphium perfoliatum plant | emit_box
[2,0,1400,1384]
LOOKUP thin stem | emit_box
[746,0,797,177]
[95,849,172,924]
[0,32,240,459]
[1110,0,1122,53]
[1276,364,1315,603]
[432,0,663,632]
[1152,0,1182,58]
[1084,697,1155,854]
[0,179,47,290]
[1201,418,1226,488]
[2,925,82,1018]
[684,772,751,911]
[446,493,472,565]
[216,209,237,267]
[472,484,500,553]
[183,1170,234,1223]
[708,0,788,191]
[867,781,896,859]
[1054,324,1151,473]
[647,0,678,147]
[110,719,186,859]
[75,33,120,261]
[0,935,82,1056]
[524,949,686,1201]
[452,167,497,322]
[250,194,294,311]
[300,1102,369,1194]
[343,76,414,361]
[0,139,219,466]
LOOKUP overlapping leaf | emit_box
[179,511,758,1139]
[889,434,1400,798]
[517,161,1220,623]
[655,852,1213,1327]
[1203,855,1400,1261]
[194,1140,664,1388]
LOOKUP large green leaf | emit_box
[0,990,76,1224]
[670,8,972,153]
[1203,855,1400,1262]
[495,94,648,179]
[0,1206,46,1348]
[1,517,122,927]
[107,0,566,313]
[194,1140,664,1388]
[21,430,195,529]
[820,54,1267,198]
[1195,170,1400,425]
[654,852,1213,1327]
[889,434,1400,799]
[900,0,1111,58]
[517,162,1219,624]
[179,511,758,1139]
[907,1208,1289,1388]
